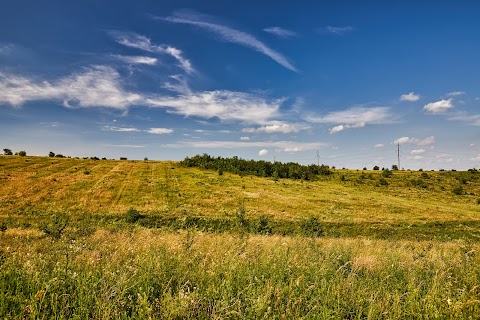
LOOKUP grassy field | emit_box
[1,156,480,318]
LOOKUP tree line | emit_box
[180,153,332,180]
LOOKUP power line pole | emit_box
[316,150,320,166]
[397,143,401,170]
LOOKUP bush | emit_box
[18,150,26,157]
[452,186,465,195]
[255,215,272,235]
[378,178,389,186]
[83,169,90,175]
[301,217,323,237]
[126,208,142,223]
[48,151,55,157]
[373,166,380,170]
[382,169,393,178]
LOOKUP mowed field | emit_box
[1,156,480,318]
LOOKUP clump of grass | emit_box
[452,186,465,195]
[300,216,323,237]
[39,213,68,239]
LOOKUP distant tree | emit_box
[48,151,55,157]
[3,148,13,155]
[144,157,148,161]
[55,154,65,158]
[120,157,127,160]
[373,166,380,170]
[18,151,27,157]
[363,167,367,171]
[392,164,399,171]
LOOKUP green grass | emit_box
[1,156,480,318]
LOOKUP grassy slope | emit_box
[1,156,479,240]
[2,156,480,318]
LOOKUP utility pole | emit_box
[397,143,401,170]
[316,150,320,166]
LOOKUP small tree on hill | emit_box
[373,165,380,170]
[49,151,55,157]
[18,150,26,157]
[392,164,399,170]
[3,148,13,155]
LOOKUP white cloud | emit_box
[111,55,158,65]
[423,99,453,113]
[147,128,174,134]
[110,31,194,74]
[103,125,140,132]
[329,125,346,134]
[470,144,476,147]
[306,107,393,134]
[447,91,465,97]
[393,136,435,146]
[263,27,297,38]
[411,149,425,155]
[400,92,420,102]
[242,122,310,133]
[374,144,384,148]
[317,26,354,35]
[162,11,297,72]
[394,137,416,145]
[417,136,435,146]
[258,149,268,156]
[240,136,250,140]
[0,43,14,55]
[146,91,284,124]
[0,66,142,109]
[412,155,424,160]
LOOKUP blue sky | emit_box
[1,0,479,170]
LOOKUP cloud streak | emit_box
[162,11,297,72]
[111,55,158,65]
[263,27,297,38]
[306,107,393,134]
[110,31,194,74]
[242,122,310,133]
[165,140,328,152]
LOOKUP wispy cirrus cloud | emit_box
[102,125,140,132]
[111,54,158,65]
[400,92,420,102]
[423,99,453,113]
[263,27,298,38]
[447,91,465,97]
[147,128,174,134]
[0,66,142,109]
[306,107,393,134]
[110,31,194,74]
[161,11,297,72]
[242,122,310,134]
[316,26,354,35]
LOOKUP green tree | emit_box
[373,165,380,170]
[18,150,26,157]
[392,164,399,170]
[3,148,12,155]
[48,151,55,157]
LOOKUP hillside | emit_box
[1,155,479,240]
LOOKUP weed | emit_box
[126,208,142,223]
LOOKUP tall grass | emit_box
[1,229,479,319]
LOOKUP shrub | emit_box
[255,215,272,235]
[378,178,389,186]
[126,208,142,223]
[382,169,393,178]
[18,150,26,157]
[83,169,90,175]
[373,166,380,170]
[420,172,430,179]
[301,217,323,237]
[452,186,465,195]
[48,151,55,157]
